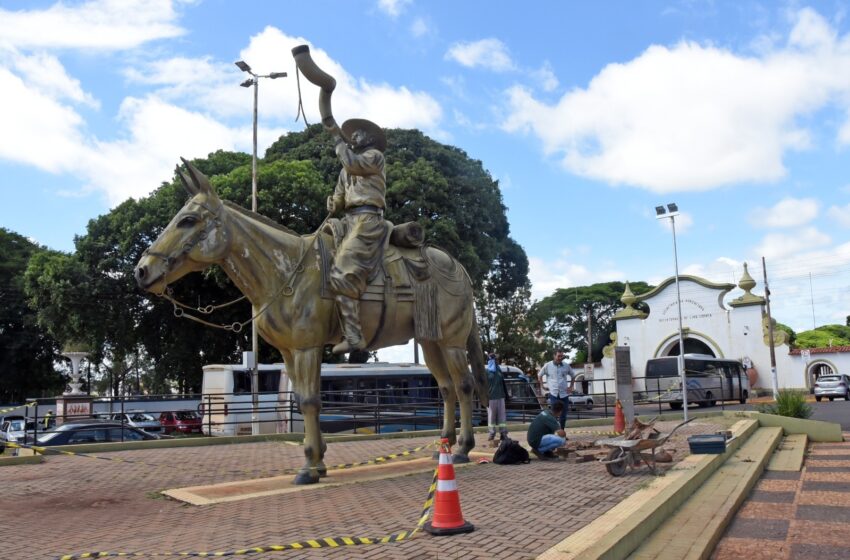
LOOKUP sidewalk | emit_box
[712,432,850,559]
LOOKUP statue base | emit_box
[55,395,94,427]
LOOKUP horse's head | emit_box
[134,159,231,294]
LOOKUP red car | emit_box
[159,410,202,434]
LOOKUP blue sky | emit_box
[2,0,850,361]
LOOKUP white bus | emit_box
[200,363,293,436]
[644,354,749,409]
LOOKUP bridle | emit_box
[142,199,331,333]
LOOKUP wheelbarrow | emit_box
[596,417,694,476]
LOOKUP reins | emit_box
[147,206,333,333]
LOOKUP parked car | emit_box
[568,392,595,410]
[108,411,163,433]
[34,419,160,446]
[0,418,33,443]
[814,374,850,401]
[159,410,202,434]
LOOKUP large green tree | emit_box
[0,229,64,400]
[530,281,654,362]
[795,325,850,349]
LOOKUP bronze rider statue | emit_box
[326,119,387,354]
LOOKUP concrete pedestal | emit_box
[55,395,94,427]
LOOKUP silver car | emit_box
[109,411,163,433]
[814,374,850,401]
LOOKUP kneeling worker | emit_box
[527,400,566,460]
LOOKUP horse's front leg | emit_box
[292,347,325,485]
[445,347,476,463]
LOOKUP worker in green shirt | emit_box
[527,400,566,460]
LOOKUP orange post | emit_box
[614,399,626,434]
[424,438,474,536]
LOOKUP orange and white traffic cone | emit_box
[614,399,626,434]
[424,438,474,536]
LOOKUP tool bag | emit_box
[493,437,530,465]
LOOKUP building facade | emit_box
[599,264,847,392]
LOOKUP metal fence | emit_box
[3,371,747,445]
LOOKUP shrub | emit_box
[757,390,813,419]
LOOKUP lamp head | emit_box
[667,203,678,213]
[235,60,252,73]
[655,206,665,216]
[269,72,287,79]
[240,79,254,88]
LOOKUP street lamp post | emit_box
[655,203,689,421]
[236,60,287,435]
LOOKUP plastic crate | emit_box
[688,434,726,454]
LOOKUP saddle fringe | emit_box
[413,280,441,341]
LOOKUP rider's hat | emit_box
[341,118,386,152]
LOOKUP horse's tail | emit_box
[466,313,489,408]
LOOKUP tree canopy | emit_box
[0,229,63,400]
[529,281,654,363]
[795,325,850,349]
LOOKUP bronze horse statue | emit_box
[134,161,489,484]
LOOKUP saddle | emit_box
[317,218,464,345]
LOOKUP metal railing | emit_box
[2,372,748,447]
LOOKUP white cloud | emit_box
[749,197,820,228]
[533,61,559,92]
[656,211,694,234]
[446,38,515,72]
[0,25,444,206]
[0,0,185,50]
[3,48,98,108]
[753,227,831,260]
[127,27,443,131]
[411,17,429,38]
[501,8,850,193]
[0,64,88,173]
[827,203,850,227]
[528,255,623,301]
[377,0,411,18]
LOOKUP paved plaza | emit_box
[0,419,723,560]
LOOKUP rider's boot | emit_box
[332,295,365,354]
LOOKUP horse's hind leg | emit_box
[291,347,325,485]
[442,345,477,463]
[421,342,457,457]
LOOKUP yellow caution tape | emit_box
[8,437,438,482]
[0,401,36,415]
[4,441,156,467]
[57,466,441,559]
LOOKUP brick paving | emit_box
[0,420,720,560]
[712,432,850,560]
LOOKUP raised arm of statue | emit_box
[335,142,384,177]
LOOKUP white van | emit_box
[200,363,293,436]
[645,354,749,409]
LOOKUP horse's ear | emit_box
[176,165,198,196]
[180,157,213,195]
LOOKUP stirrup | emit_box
[332,338,364,354]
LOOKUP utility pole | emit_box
[586,306,592,365]
[762,257,779,400]
[809,272,816,330]
[235,60,287,435]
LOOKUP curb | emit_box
[537,418,759,560]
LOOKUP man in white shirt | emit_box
[537,350,574,429]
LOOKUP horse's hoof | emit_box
[294,470,320,485]
[452,453,470,464]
